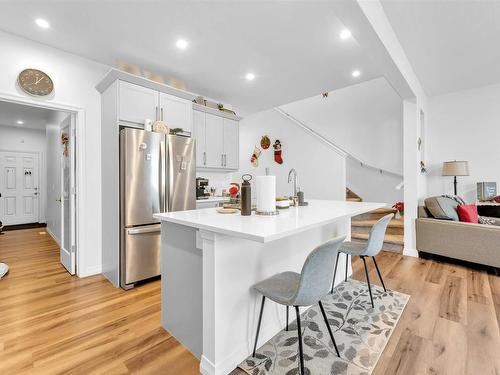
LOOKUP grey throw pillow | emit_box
[424,196,460,221]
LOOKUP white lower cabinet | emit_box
[194,110,239,170]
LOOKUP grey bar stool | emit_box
[251,235,345,375]
[331,214,393,307]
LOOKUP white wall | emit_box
[0,31,109,276]
[280,77,403,175]
[238,109,346,201]
[0,125,47,222]
[347,158,403,204]
[45,124,62,243]
[427,83,500,203]
[277,77,403,204]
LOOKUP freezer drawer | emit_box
[122,224,161,286]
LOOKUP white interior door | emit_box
[60,115,76,275]
[0,151,39,225]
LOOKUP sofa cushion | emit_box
[424,196,460,221]
[457,204,479,223]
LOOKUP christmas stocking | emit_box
[273,140,283,164]
[250,146,261,167]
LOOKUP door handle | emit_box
[155,106,159,121]
[221,154,224,167]
[161,107,164,121]
[203,151,206,166]
[160,140,166,212]
[224,154,227,167]
[127,224,161,235]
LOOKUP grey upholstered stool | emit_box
[252,235,345,375]
[331,213,393,308]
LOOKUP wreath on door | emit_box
[61,133,69,157]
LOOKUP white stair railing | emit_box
[274,107,404,180]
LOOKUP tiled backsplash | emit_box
[196,171,238,196]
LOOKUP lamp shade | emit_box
[442,161,469,176]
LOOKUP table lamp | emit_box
[442,160,469,195]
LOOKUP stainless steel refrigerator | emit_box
[120,128,195,289]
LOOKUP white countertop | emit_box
[155,199,385,243]
[196,196,230,203]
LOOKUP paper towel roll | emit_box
[256,176,276,213]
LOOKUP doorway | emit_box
[0,150,40,225]
[0,100,77,275]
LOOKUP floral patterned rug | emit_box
[238,279,409,375]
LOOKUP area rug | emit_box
[238,279,409,375]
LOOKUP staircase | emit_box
[347,188,404,253]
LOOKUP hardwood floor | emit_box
[1,228,499,374]
[0,228,198,375]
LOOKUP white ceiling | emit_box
[0,101,67,130]
[0,1,383,114]
[381,0,500,97]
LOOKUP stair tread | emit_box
[369,208,397,214]
[351,232,404,244]
[351,219,404,228]
[347,197,362,202]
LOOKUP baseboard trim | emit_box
[78,265,102,278]
[3,222,47,231]
[45,227,61,247]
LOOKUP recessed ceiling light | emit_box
[176,38,188,50]
[17,120,24,125]
[35,18,50,29]
[245,73,255,81]
[339,29,352,40]
[351,70,361,78]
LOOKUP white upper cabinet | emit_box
[119,81,158,125]
[204,113,225,168]
[223,119,239,170]
[159,93,193,134]
[194,111,239,170]
[193,110,206,167]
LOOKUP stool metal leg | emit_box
[252,296,266,357]
[361,256,374,308]
[345,254,349,282]
[331,252,340,293]
[372,256,386,292]
[318,301,340,357]
[286,306,289,331]
[295,306,305,375]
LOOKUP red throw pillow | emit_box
[457,204,479,223]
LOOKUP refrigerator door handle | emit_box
[127,224,161,235]
[167,141,174,211]
[160,140,166,212]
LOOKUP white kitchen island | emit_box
[154,200,384,375]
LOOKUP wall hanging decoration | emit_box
[18,68,54,97]
[260,135,270,150]
[250,146,261,167]
[273,140,283,164]
[61,132,69,157]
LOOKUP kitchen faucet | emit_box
[288,168,298,198]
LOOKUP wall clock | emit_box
[18,68,54,96]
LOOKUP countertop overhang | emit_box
[154,200,386,243]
